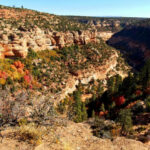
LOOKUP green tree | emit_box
[82,103,88,121]
[73,90,82,123]
[97,81,104,97]
[92,110,96,118]
[107,75,122,95]
[145,97,150,112]
[100,103,105,112]
[117,109,133,135]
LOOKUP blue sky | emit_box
[0,0,150,18]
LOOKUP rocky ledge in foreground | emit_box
[0,119,149,150]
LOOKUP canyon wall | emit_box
[108,25,150,69]
[53,51,125,105]
[0,27,114,58]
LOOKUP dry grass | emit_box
[17,123,46,146]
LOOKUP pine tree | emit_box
[82,103,88,121]
[92,110,96,118]
[100,103,105,112]
[97,81,104,97]
[73,90,82,123]
[117,109,133,135]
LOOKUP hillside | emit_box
[66,16,144,32]
[0,5,145,59]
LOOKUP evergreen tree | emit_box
[73,90,82,123]
[140,60,150,89]
[100,103,105,112]
[92,110,96,118]
[97,81,104,97]
[117,109,133,135]
[145,97,150,112]
[107,75,122,95]
[82,103,88,121]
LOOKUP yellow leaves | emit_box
[12,71,23,80]
[37,50,60,63]
[0,78,6,85]
[0,59,13,70]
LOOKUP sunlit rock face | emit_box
[0,26,114,58]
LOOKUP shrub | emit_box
[145,97,150,112]
[17,123,46,145]
[27,48,38,59]
[114,96,125,106]
[0,78,6,85]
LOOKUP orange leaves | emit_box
[10,64,17,71]
[0,70,8,79]
[0,71,7,85]
[0,78,6,85]
[14,61,24,69]
[0,59,37,88]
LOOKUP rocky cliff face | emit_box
[0,27,113,59]
[57,51,120,104]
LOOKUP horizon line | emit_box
[0,4,149,19]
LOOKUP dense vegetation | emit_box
[57,59,150,140]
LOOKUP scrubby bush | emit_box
[145,97,150,112]
[17,123,46,145]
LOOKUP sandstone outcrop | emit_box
[0,26,114,58]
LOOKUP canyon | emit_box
[0,5,149,150]
[108,22,150,69]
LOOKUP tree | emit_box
[117,109,133,135]
[107,75,122,95]
[100,103,105,112]
[73,90,82,123]
[92,110,96,118]
[145,97,150,112]
[82,103,88,121]
[97,81,104,97]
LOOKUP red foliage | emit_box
[29,85,33,89]
[25,70,29,75]
[135,90,142,96]
[24,75,31,84]
[0,71,8,79]
[145,87,150,95]
[114,96,125,106]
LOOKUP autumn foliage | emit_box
[0,60,34,88]
[0,71,8,79]
[113,96,125,106]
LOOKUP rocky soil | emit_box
[0,119,149,150]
